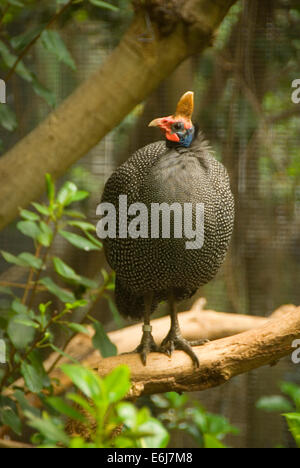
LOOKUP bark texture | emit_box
[42,303,295,395]
[96,305,300,397]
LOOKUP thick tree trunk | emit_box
[0,0,237,231]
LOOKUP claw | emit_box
[159,332,206,367]
[136,331,159,366]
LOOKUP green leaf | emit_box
[150,394,170,409]
[57,181,78,206]
[0,397,22,436]
[32,202,51,217]
[28,350,51,388]
[85,231,103,249]
[40,30,76,70]
[92,321,117,358]
[204,411,238,437]
[53,257,80,282]
[67,323,90,335]
[17,220,41,240]
[256,396,293,413]
[117,403,137,429]
[18,252,43,269]
[0,104,17,131]
[280,382,300,411]
[57,183,89,208]
[49,344,79,364]
[37,221,53,247]
[0,40,32,82]
[283,413,300,448]
[104,365,130,403]
[203,433,226,449]
[20,209,40,221]
[45,173,55,203]
[68,190,89,203]
[7,314,36,349]
[61,364,103,399]
[67,220,96,232]
[25,411,70,446]
[69,437,94,449]
[1,250,42,269]
[39,301,52,315]
[65,299,88,309]
[1,250,27,267]
[14,389,40,417]
[165,391,188,409]
[47,396,85,422]
[10,25,44,51]
[64,209,86,219]
[66,393,96,416]
[31,75,56,108]
[21,361,44,393]
[52,257,97,289]
[11,299,28,315]
[39,277,76,303]
[139,418,170,448]
[59,229,100,251]
[0,40,16,68]
[14,318,39,328]
[89,0,119,12]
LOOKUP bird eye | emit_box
[172,122,184,132]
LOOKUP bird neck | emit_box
[165,124,197,149]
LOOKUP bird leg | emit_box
[159,293,208,367]
[135,292,159,365]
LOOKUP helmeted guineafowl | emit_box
[99,91,234,366]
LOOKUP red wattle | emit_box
[165,131,180,142]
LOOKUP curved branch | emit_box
[97,305,300,398]
[45,302,293,395]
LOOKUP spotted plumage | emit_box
[100,92,234,366]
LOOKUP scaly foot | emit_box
[136,331,159,365]
[159,332,208,367]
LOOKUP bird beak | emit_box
[148,118,162,128]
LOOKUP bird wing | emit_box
[100,141,167,270]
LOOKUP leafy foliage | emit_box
[25,364,169,448]
[256,381,300,447]
[0,175,119,441]
[151,392,239,448]
[0,0,125,149]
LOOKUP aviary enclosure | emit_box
[0,0,299,450]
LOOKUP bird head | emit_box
[148,91,195,148]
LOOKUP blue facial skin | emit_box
[177,126,195,148]
[166,123,195,149]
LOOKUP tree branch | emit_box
[7,302,297,400]
[45,301,292,395]
[0,439,33,449]
[96,305,300,398]
[0,0,237,231]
